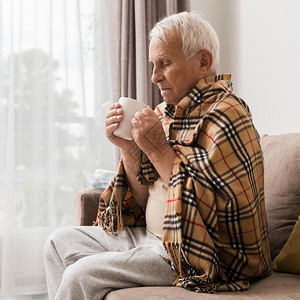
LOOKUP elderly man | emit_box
[44,12,271,299]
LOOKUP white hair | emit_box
[149,12,220,75]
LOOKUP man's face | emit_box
[149,35,201,105]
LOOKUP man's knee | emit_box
[44,227,74,260]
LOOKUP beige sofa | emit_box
[74,133,300,299]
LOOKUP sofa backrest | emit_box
[260,132,300,260]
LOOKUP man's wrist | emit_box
[146,143,174,163]
[121,143,141,161]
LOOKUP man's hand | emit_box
[105,102,136,152]
[105,102,148,207]
[131,107,176,184]
[131,107,169,158]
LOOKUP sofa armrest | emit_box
[73,188,104,226]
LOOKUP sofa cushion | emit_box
[273,214,300,274]
[260,132,300,260]
[105,271,300,299]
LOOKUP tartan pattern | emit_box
[95,162,146,232]
[96,74,271,293]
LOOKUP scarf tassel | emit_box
[99,196,124,235]
[164,242,184,285]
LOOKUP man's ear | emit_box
[198,50,213,76]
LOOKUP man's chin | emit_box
[162,97,180,106]
[160,92,172,103]
[163,98,173,105]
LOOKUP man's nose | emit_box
[151,66,164,84]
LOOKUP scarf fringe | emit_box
[99,196,124,235]
[117,196,124,231]
[164,242,184,281]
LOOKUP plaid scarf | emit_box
[95,74,271,293]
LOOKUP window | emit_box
[0,0,114,295]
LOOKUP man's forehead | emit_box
[149,52,172,62]
[149,37,181,62]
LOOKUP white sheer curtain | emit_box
[0,0,114,296]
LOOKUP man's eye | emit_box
[162,61,171,67]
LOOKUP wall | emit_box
[191,0,300,135]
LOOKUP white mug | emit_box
[113,97,147,140]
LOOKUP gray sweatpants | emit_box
[44,226,176,300]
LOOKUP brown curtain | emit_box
[110,0,190,109]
